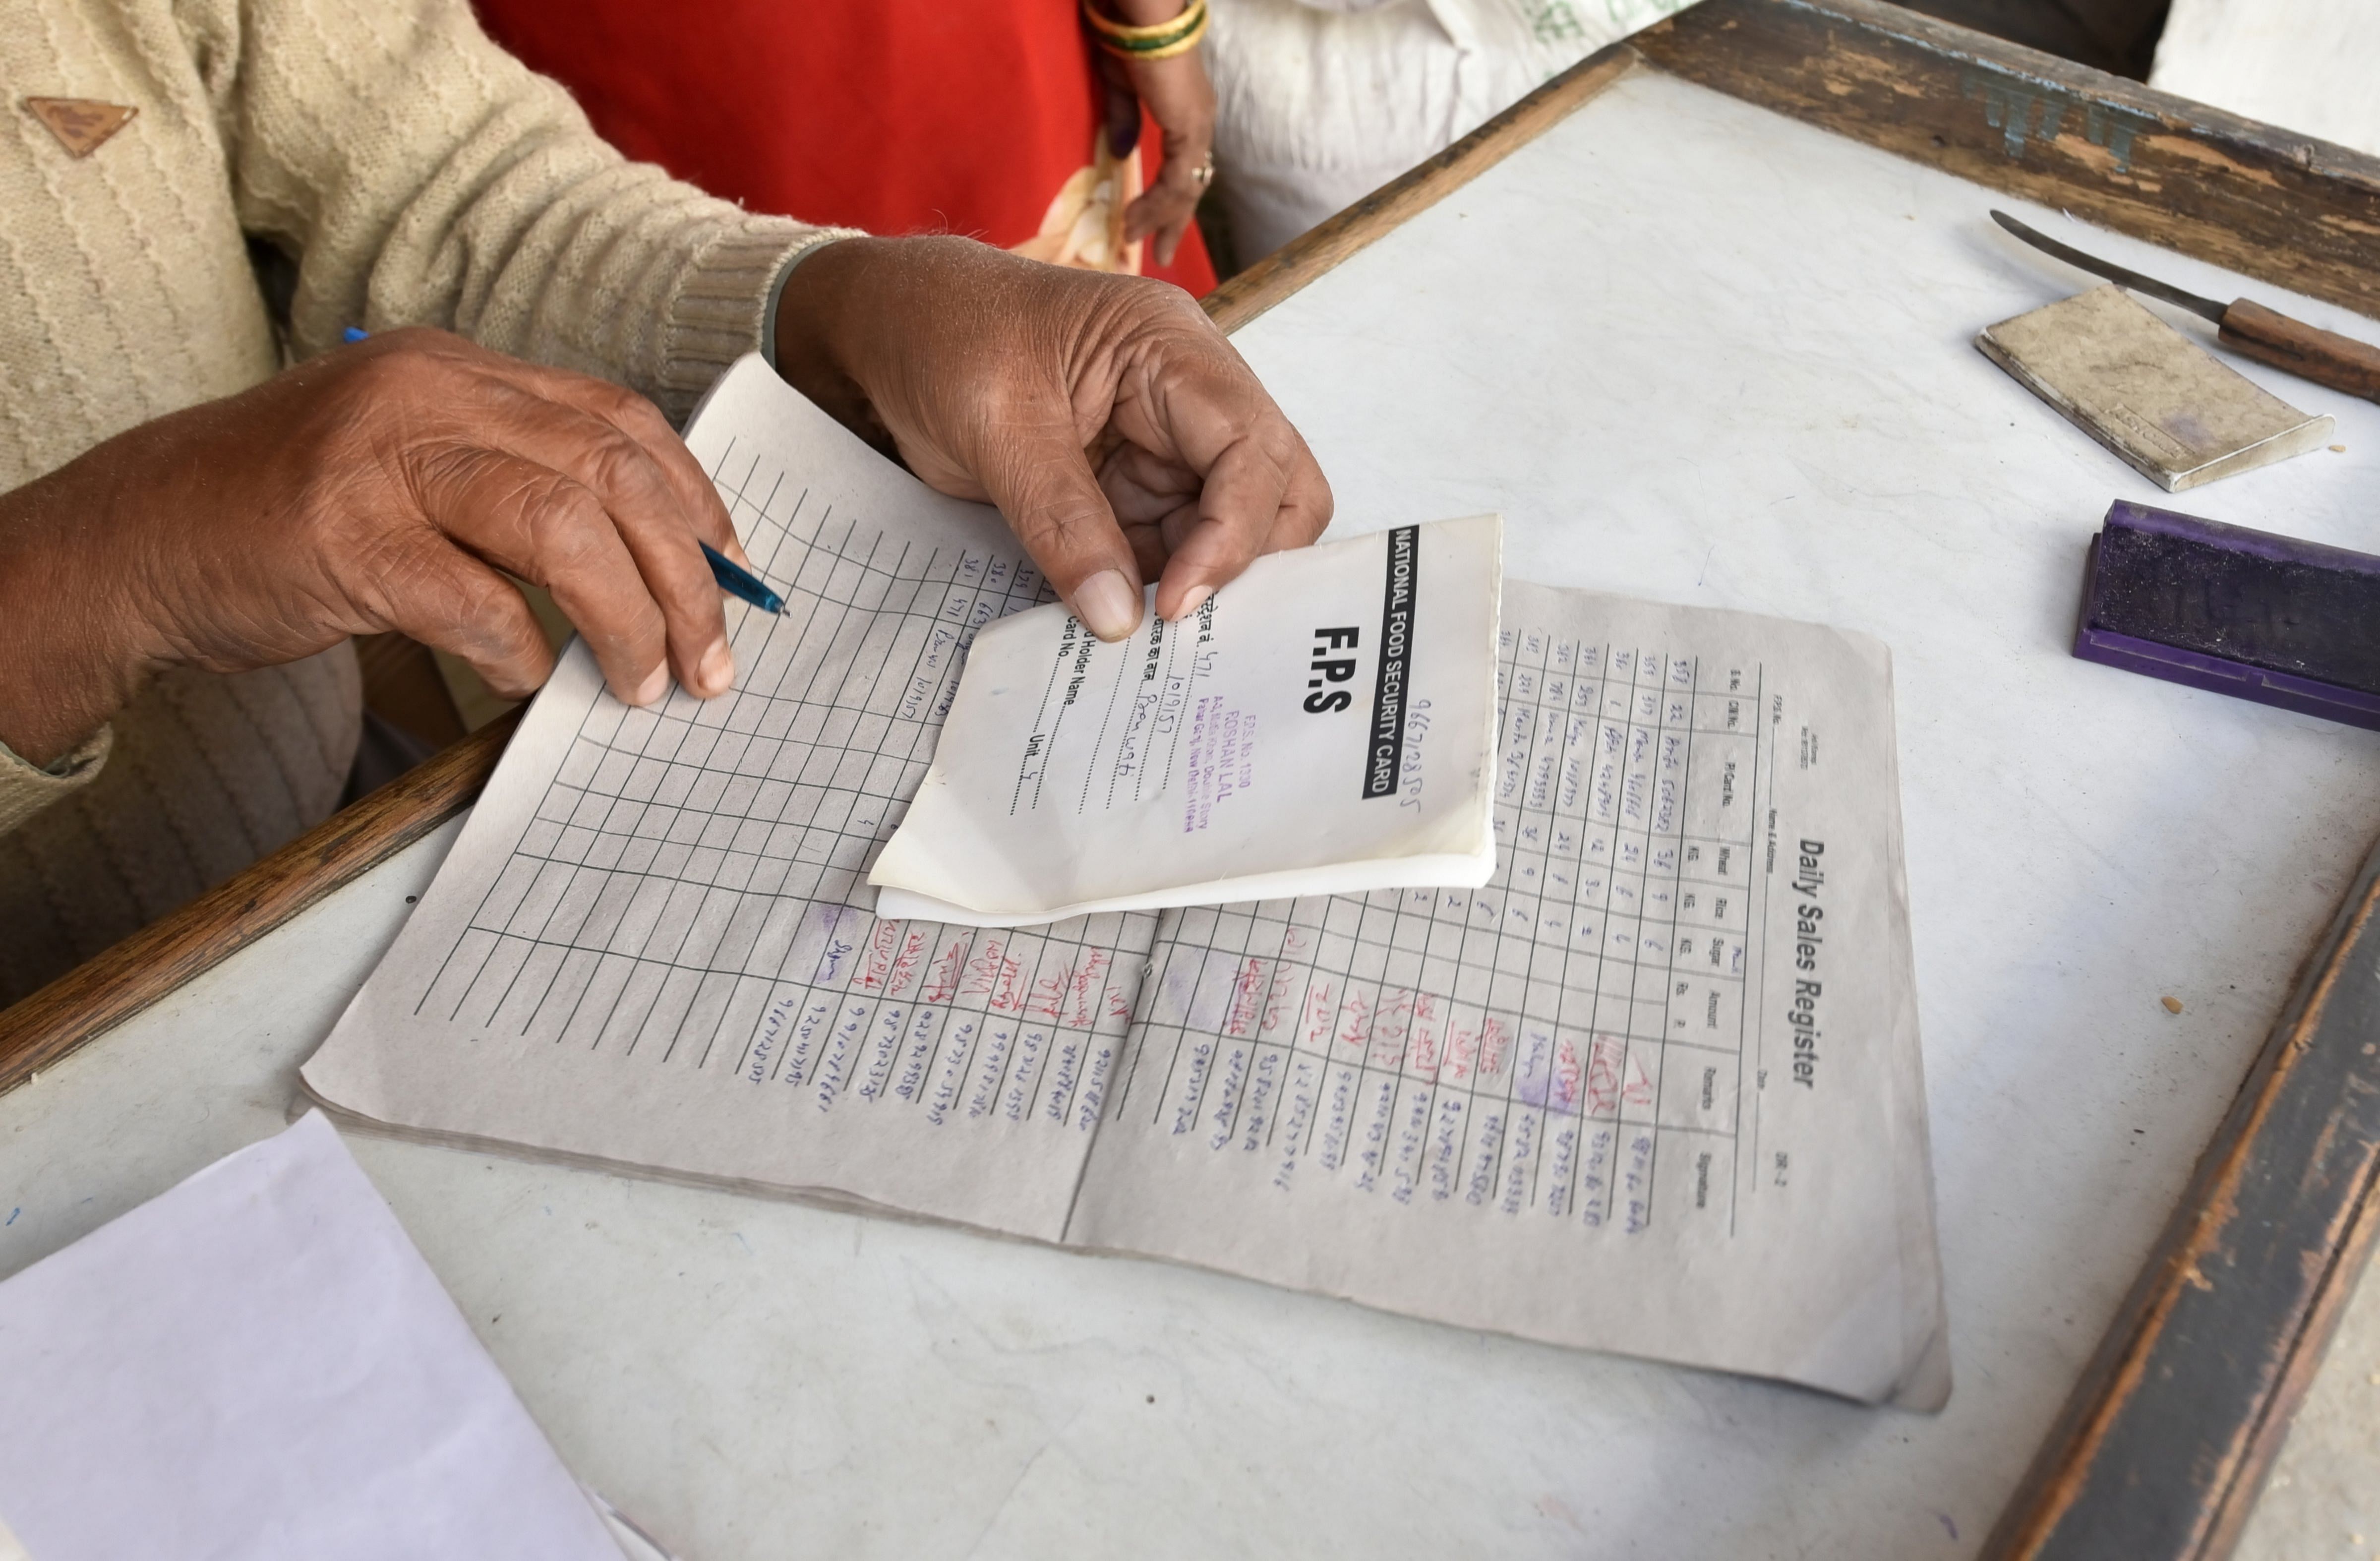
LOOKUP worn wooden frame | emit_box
[5,3,2377,1553]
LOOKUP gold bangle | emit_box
[1083,0,1208,61]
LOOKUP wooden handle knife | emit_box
[1993,210,2380,405]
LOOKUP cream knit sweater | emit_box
[0,0,843,998]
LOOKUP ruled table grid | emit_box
[1118,622,1767,1235]
[399,438,1152,1135]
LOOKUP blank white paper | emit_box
[0,1113,623,1561]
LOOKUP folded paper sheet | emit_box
[0,1114,625,1561]
[304,358,1947,1407]
[871,515,1501,926]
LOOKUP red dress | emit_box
[474,0,1217,294]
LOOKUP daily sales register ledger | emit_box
[303,357,1947,1408]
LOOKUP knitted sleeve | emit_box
[0,729,111,840]
[174,0,858,423]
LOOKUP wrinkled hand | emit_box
[0,329,740,766]
[774,236,1332,642]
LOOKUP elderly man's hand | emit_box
[0,243,1332,770]
[773,237,1333,642]
[0,330,740,766]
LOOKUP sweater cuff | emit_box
[761,232,862,374]
[653,221,867,426]
[0,724,112,837]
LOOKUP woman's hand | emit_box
[774,235,1333,643]
[1097,0,1217,269]
[0,330,741,766]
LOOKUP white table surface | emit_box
[8,69,2380,1560]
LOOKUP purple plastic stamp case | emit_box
[2074,501,2380,731]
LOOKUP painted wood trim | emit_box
[1982,835,2380,1560]
[1200,43,1645,335]
[0,11,2376,1551]
[0,711,517,1097]
[1631,0,2380,322]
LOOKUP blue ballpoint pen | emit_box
[702,541,786,615]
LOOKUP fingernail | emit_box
[1072,569,1142,642]
[698,639,735,696]
[633,663,669,706]
[1172,584,1213,621]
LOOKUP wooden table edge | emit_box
[1980,837,2380,1560]
[0,710,518,1095]
[5,8,2378,1558]
[1198,42,1647,337]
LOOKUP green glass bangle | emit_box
[1084,0,1208,60]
